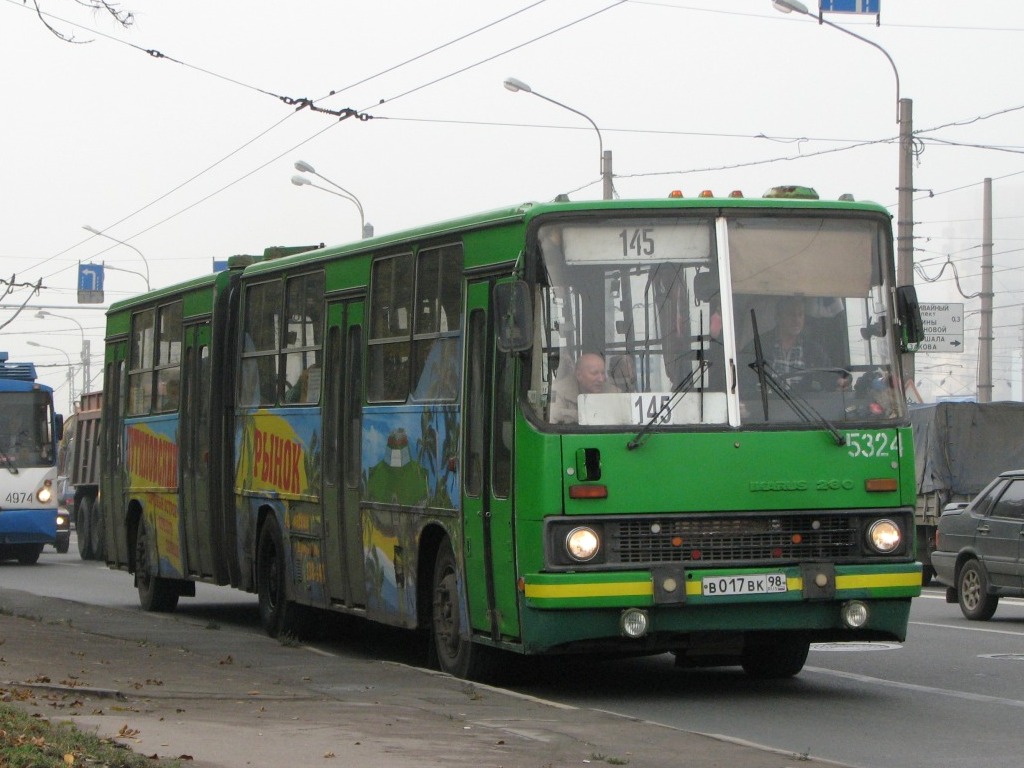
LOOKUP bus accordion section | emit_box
[99,193,922,680]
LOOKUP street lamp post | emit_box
[35,310,89,397]
[82,225,152,291]
[27,341,74,413]
[771,0,913,379]
[291,161,373,239]
[503,77,613,201]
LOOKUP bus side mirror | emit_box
[54,413,64,442]
[493,281,533,353]
[895,285,924,348]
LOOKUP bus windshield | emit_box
[527,213,903,429]
[0,391,56,468]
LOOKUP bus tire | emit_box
[88,499,105,561]
[77,497,95,560]
[16,544,43,565]
[430,539,496,681]
[256,519,309,639]
[741,634,809,679]
[957,559,998,621]
[135,516,179,612]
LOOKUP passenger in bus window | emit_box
[550,351,616,423]
[741,296,848,393]
[159,374,180,411]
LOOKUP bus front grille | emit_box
[609,514,858,565]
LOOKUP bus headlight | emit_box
[565,526,601,562]
[866,519,902,554]
[36,486,53,504]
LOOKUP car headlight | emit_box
[36,486,53,504]
[565,526,601,562]
[867,519,902,554]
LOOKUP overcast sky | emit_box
[3,0,1023,406]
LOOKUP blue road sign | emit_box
[78,263,105,304]
[820,0,880,13]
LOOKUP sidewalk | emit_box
[0,587,844,768]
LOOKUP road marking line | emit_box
[910,620,1024,637]
[804,666,1024,708]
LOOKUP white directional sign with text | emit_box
[917,302,964,353]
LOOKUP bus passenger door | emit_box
[323,300,367,608]
[463,280,521,641]
[181,322,215,578]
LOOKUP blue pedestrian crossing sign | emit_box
[78,263,104,304]
[820,0,880,13]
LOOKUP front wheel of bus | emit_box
[15,544,43,565]
[256,519,309,639]
[741,634,809,679]
[430,541,496,681]
[135,517,179,612]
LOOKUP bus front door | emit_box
[463,280,520,641]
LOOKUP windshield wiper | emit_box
[0,451,19,475]
[627,360,709,451]
[747,308,845,447]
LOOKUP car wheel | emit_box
[957,559,998,621]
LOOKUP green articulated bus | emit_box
[99,188,924,680]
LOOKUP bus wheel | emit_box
[15,544,43,565]
[958,559,998,621]
[77,498,94,560]
[741,634,809,679]
[135,517,179,612]
[430,541,496,680]
[256,519,309,639]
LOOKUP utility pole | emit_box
[602,150,613,201]
[896,97,915,381]
[978,177,993,402]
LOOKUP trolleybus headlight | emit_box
[565,526,601,562]
[36,486,53,504]
[866,519,902,554]
[841,600,869,629]
[620,608,649,638]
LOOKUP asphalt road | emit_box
[7,538,1024,768]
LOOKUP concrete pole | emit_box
[602,150,613,201]
[896,97,915,381]
[978,177,994,402]
[81,340,91,398]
